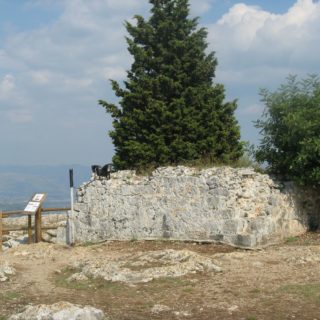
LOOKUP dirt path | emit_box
[1,234,320,320]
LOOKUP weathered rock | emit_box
[151,304,171,314]
[8,301,106,320]
[0,262,16,282]
[42,232,53,243]
[2,214,67,249]
[69,166,316,248]
[1,234,29,251]
[68,249,221,284]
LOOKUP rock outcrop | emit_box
[68,249,221,284]
[70,166,313,248]
[0,262,15,282]
[9,302,106,320]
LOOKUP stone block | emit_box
[235,234,257,248]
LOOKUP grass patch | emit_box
[134,152,264,177]
[81,241,96,247]
[249,288,261,294]
[54,267,125,293]
[285,236,299,244]
[151,276,190,287]
[1,291,21,301]
[281,283,320,305]
[182,286,195,294]
[55,267,95,290]
[142,276,192,294]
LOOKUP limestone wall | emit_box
[71,166,313,248]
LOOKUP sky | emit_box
[0,0,319,166]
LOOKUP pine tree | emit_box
[99,0,243,169]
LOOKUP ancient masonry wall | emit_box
[70,166,314,248]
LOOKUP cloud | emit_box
[205,0,320,143]
[6,110,33,124]
[208,0,320,85]
[240,104,264,115]
[190,0,213,15]
[0,74,15,101]
[0,0,148,164]
[29,70,51,85]
[0,0,319,163]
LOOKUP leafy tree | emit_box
[100,0,243,170]
[255,75,320,186]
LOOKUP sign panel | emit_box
[32,194,46,202]
[24,193,46,214]
[24,201,41,213]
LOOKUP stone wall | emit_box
[71,166,314,248]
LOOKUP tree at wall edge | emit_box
[99,0,243,170]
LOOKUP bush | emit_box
[255,75,320,186]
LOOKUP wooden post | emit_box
[39,207,42,242]
[0,211,2,252]
[28,215,33,244]
[35,207,42,243]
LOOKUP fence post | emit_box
[0,211,2,252]
[28,215,33,244]
[35,207,42,243]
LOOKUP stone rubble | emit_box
[151,304,172,314]
[2,214,67,250]
[70,166,315,248]
[1,233,29,251]
[68,249,221,284]
[8,301,107,320]
[0,262,15,282]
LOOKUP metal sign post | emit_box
[69,169,74,213]
[67,169,74,245]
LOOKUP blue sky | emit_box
[0,0,319,165]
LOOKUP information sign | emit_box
[24,193,47,214]
[32,194,46,202]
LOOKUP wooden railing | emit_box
[0,207,70,251]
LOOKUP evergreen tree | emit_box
[100,0,243,169]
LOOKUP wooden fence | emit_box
[0,207,70,251]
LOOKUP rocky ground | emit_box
[1,214,67,251]
[1,234,320,319]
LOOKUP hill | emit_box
[0,165,91,211]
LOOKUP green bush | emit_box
[255,75,320,186]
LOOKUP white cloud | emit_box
[6,110,33,124]
[190,0,213,15]
[29,70,51,85]
[240,104,263,115]
[63,77,93,89]
[0,74,15,101]
[208,0,320,81]
[103,67,127,80]
[206,0,320,143]
[1,0,319,163]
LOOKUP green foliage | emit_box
[255,75,320,186]
[100,0,243,170]
[285,236,299,244]
[281,283,320,305]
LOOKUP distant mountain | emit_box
[0,165,91,211]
